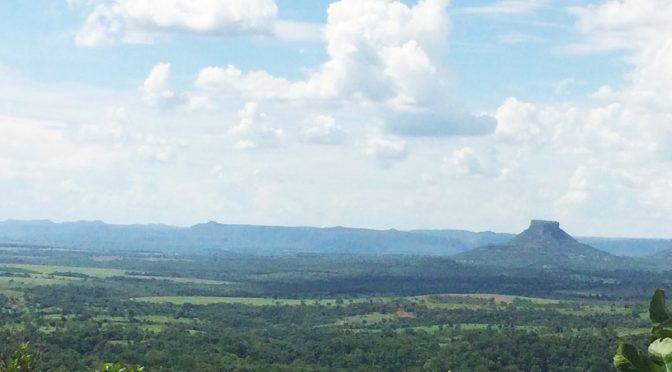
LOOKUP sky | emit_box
[0,0,671,238]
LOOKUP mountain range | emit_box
[0,219,470,255]
[0,219,669,260]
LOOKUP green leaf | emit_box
[649,338,672,372]
[614,343,662,371]
[651,289,670,324]
[652,319,672,341]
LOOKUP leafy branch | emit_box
[615,289,672,371]
[0,343,32,372]
[0,343,144,372]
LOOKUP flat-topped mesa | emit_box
[454,219,618,269]
[529,220,560,230]
[513,219,575,244]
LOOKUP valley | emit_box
[0,219,670,370]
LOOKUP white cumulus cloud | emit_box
[444,146,501,178]
[300,115,346,145]
[195,65,293,101]
[363,132,408,167]
[229,102,283,150]
[75,0,282,46]
[140,62,181,107]
[191,0,495,138]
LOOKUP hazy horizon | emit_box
[1,0,671,238]
[1,217,671,240]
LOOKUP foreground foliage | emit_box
[615,289,672,371]
[0,343,31,372]
[0,343,143,372]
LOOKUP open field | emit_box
[131,292,636,317]
[0,264,125,277]
[0,275,80,289]
[133,296,336,306]
[123,275,232,285]
[425,293,561,305]
[0,263,232,286]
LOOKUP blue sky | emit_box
[0,0,671,237]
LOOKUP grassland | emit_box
[0,275,80,290]
[123,275,231,285]
[134,296,325,306]
[131,292,629,319]
[0,263,232,286]
[0,264,125,277]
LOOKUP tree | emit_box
[0,343,32,372]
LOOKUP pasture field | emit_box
[0,275,79,289]
[122,274,232,285]
[0,263,232,286]
[131,291,641,319]
[0,263,125,277]
[134,295,335,306]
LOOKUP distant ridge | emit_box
[0,219,666,257]
[454,220,622,269]
[410,229,512,250]
[0,219,470,255]
[185,221,467,255]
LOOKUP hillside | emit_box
[578,237,672,257]
[454,220,623,269]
